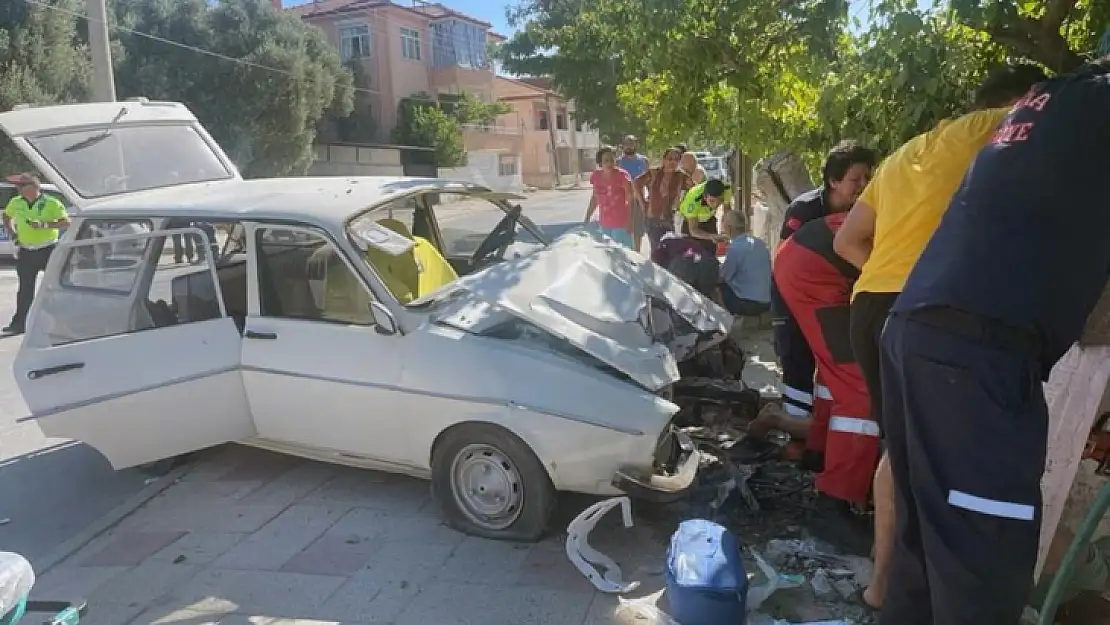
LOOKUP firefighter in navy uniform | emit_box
[771,212,878,505]
[771,141,876,423]
[879,59,1110,625]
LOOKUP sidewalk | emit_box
[32,445,668,625]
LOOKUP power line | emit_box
[19,0,383,95]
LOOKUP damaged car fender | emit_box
[394,323,682,496]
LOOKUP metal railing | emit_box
[459,123,524,136]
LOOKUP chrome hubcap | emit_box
[450,443,524,531]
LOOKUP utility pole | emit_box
[87,0,116,102]
[544,92,560,189]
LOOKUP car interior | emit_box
[71,192,540,338]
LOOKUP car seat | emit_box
[366,219,458,302]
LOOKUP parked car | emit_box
[0,100,732,541]
[0,182,70,258]
[698,156,727,182]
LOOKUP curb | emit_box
[34,462,194,574]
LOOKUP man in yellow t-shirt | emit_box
[831,63,1048,612]
[3,173,69,335]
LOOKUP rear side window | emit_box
[61,220,154,294]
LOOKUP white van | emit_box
[698,156,727,181]
[0,182,71,258]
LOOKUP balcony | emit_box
[460,123,523,136]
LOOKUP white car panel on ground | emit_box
[0,100,731,541]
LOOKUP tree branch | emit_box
[1043,0,1078,34]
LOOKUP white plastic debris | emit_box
[565,496,641,593]
[614,596,681,625]
[811,568,835,598]
[0,552,34,617]
[747,549,802,612]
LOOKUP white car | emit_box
[0,100,732,540]
[698,156,727,182]
[0,182,71,258]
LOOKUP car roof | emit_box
[67,177,497,232]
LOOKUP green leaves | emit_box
[111,0,354,178]
[0,0,92,173]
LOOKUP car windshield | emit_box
[26,124,233,199]
[699,159,720,171]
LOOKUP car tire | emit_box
[431,423,556,542]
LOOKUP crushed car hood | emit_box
[432,229,732,390]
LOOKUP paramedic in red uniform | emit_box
[774,212,877,505]
[879,58,1110,624]
[772,141,876,422]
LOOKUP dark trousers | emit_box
[11,245,54,328]
[172,233,195,261]
[722,285,770,317]
[771,282,815,415]
[879,311,1046,625]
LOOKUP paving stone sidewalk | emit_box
[31,445,670,625]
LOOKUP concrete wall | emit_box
[308,144,406,177]
[439,150,523,193]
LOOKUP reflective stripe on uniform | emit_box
[815,384,833,400]
[781,384,813,406]
[828,415,881,437]
[783,402,810,419]
[947,490,1035,521]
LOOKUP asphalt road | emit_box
[0,188,595,567]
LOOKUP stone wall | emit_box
[308,144,405,177]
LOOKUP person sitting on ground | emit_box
[584,146,636,249]
[719,209,771,318]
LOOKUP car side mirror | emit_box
[370,301,398,335]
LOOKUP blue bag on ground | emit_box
[665,519,748,625]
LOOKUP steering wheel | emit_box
[469,204,521,269]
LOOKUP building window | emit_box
[498,156,519,177]
[574,116,583,132]
[431,19,489,69]
[401,27,422,60]
[537,109,549,131]
[556,109,568,130]
[339,24,371,61]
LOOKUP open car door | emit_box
[13,228,254,469]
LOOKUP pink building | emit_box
[492,76,600,189]
[287,1,504,136]
[286,1,599,188]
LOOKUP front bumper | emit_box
[612,429,699,503]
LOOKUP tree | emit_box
[816,5,1006,157]
[391,94,465,167]
[331,60,378,144]
[494,0,648,143]
[453,93,512,127]
[0,0,91,174]
[948,0,1104,72]
[498,0,845,157]
[111,0,354,178]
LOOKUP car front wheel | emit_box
[431,423,556,542]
